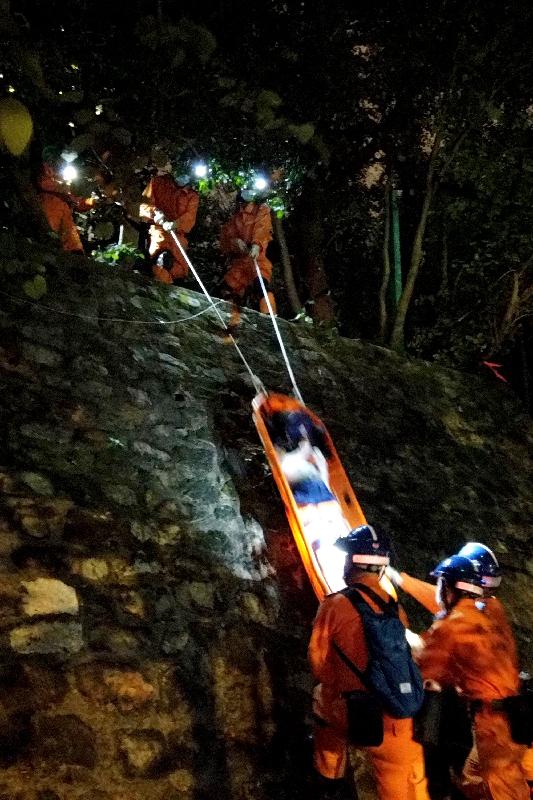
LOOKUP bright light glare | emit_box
[254,176,268,191]
[8,85,15,93]
[62,165,78,182]
[193,162,208,178]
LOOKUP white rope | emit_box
[168,230,264,393]
[0,288,224,325]
[253,258,304,403]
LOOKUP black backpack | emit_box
[333,583,424,719]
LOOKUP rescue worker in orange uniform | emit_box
[416,554,529,800]
[37,161,96,253]
[389,543,533,797]
[219,181,276,331]
[140,156,199,285]
[308,525,430,800]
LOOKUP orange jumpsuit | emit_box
[38,164,92,253]
[308,572,430,800]
[401,572,532,794]
[220,202,273,299]
[140,175,199,284]
[417,597,529,800]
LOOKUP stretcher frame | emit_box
[253,392,367,601]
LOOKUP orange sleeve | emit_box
[416,616,455,685]
[70,194,96,212]
[140,180,156,222]
[308,600,336,684]
[308,594,367,687]
[251,205,273,252]
[176,191,199,234]
[400,573,439,615]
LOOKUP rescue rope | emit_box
[253,258,304,403]
[0,288,225,325]
[168,230,264,394]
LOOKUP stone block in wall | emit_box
[5,497,73,539]
[76,664,156,712]
[20,579,77,618]
[32,714,96,767]
[10,621,83,655]
[20,342,63,368]
[18,472,54,497]
[118,729,167,777]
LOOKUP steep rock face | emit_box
[0,239,531,800]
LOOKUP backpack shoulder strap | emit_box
[331,640,370,690]
[347,583,398,615]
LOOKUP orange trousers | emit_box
[223,254,272,297]
[313,686,429,800]
[40,193,83,253]
[148,226,189,283]
[459,707,529,800]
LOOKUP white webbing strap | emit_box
[253,258,304,403]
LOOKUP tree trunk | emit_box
[297,182,335,324]
[378,183,391,342]
[439,228,448,295]
[389,131,442,351]
[272,213,303,316]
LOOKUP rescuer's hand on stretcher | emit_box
[249,243,260,258]
[405,628,424,658]
[234,238,248,253]
[385,566,404,587]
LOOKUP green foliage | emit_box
[3,0,532,387]
[22,274,47,300]
[93,243,145,269]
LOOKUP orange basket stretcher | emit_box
[252,392,367,601]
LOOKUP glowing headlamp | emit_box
[254,176,269,191]
[62,164,78,182]
[193,162,208,178]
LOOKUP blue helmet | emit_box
[336,525,391,567]
[457,542,502,588]
[431,554,484,596]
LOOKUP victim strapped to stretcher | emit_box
[253,392,367,601]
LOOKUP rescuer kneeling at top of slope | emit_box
[219,178,276,333]
[414,553,530,800]
[308,525,429,800]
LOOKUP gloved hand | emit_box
[162,219,176,231]
[249,243,260,259]
[405,628,424,657]
[385,566,403,587]
[153,210,166,225]
[235,238,248,253]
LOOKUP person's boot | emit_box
[259,291,277,316]
[222,303,241,343]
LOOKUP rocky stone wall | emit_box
[0,237,531,800]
